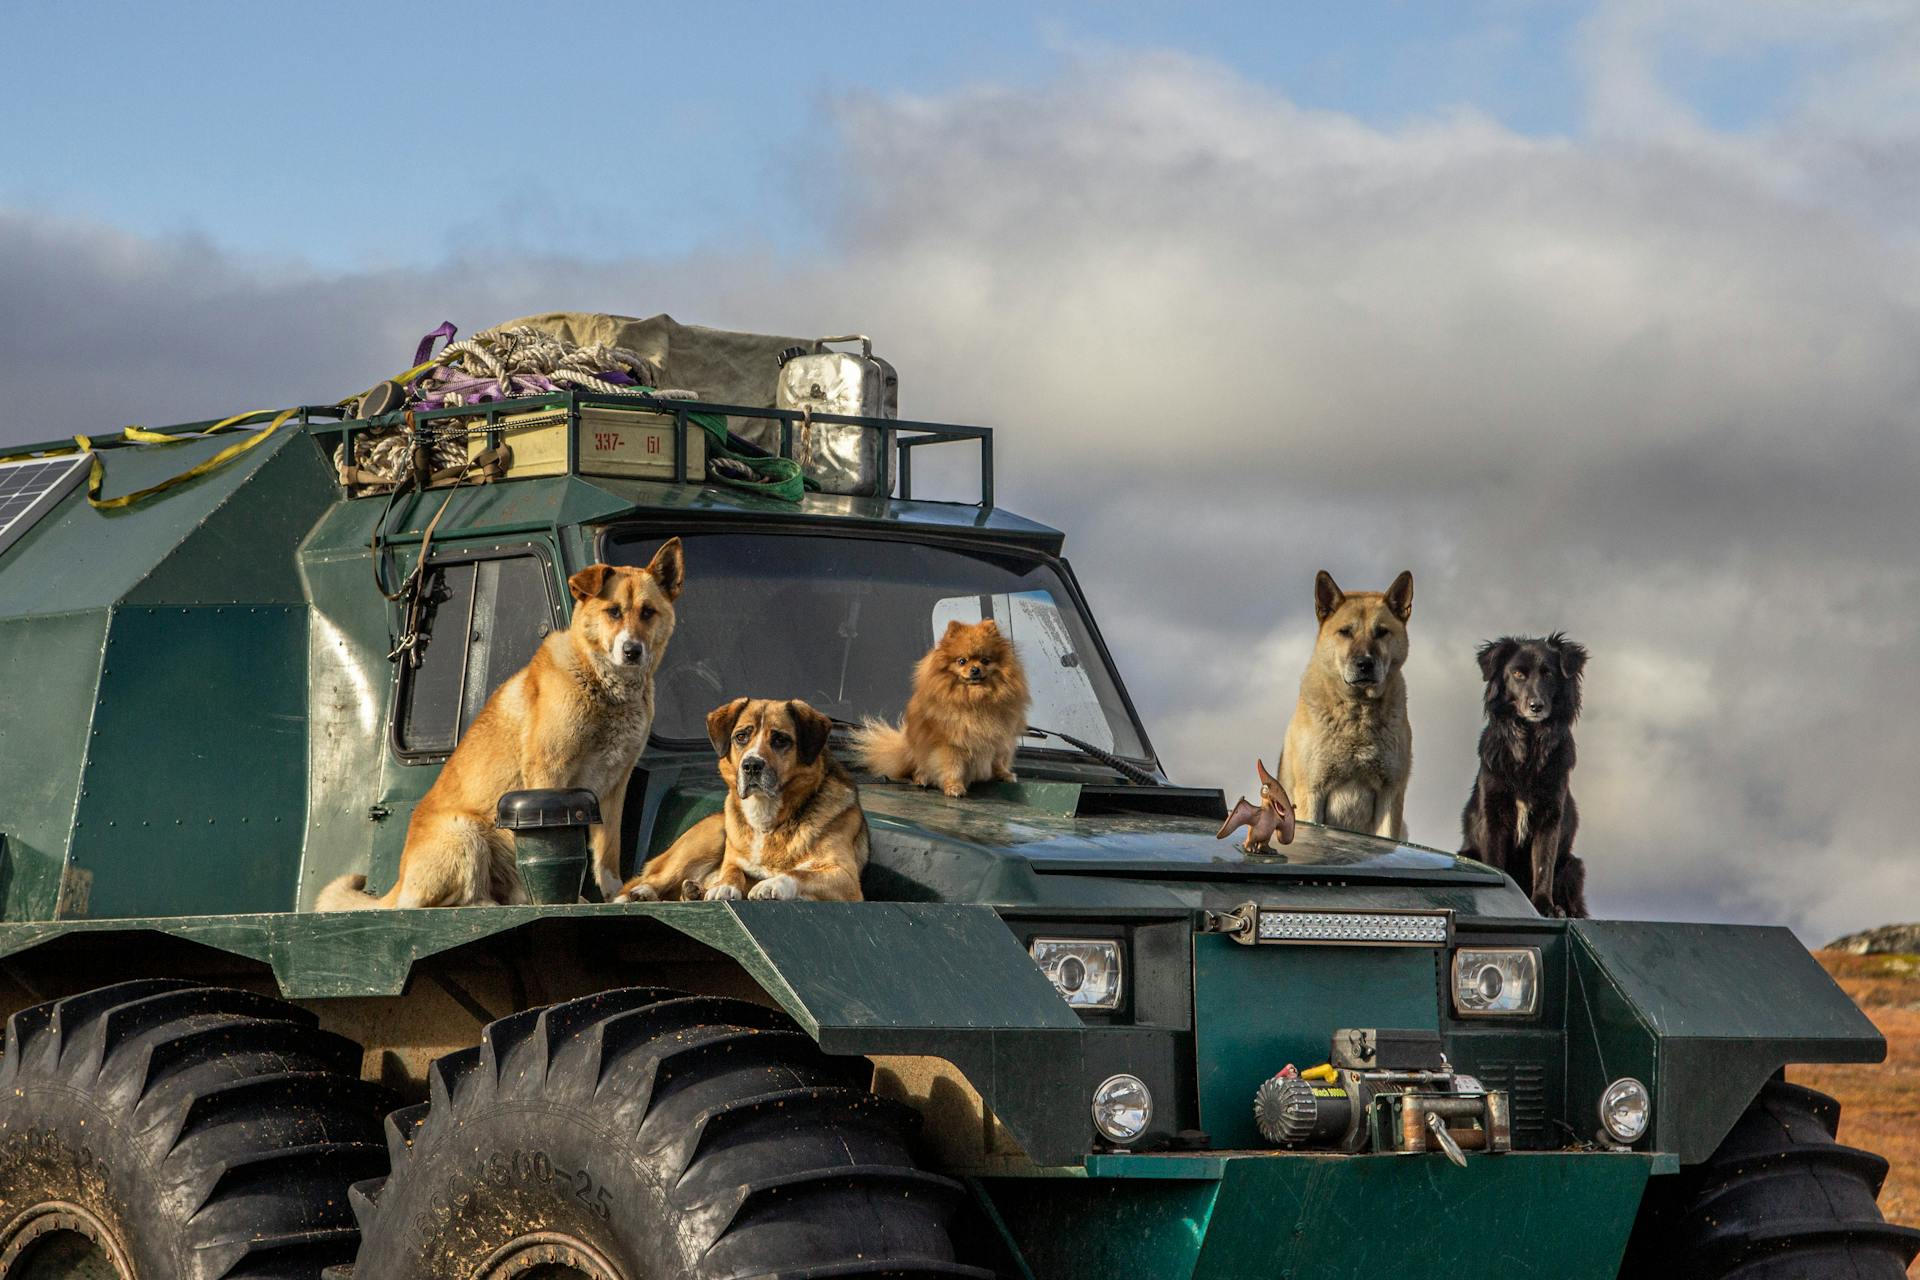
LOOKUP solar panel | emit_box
[0,453,90,562]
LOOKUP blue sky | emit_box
[4,2,1918,941]
[0,1,1801,267]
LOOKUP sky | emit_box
[3,1,1918,943]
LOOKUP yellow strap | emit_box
[0,347,450,508]
[83,409,298,510]
[120,425,189,445]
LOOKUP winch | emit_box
[1252,1028,1512,1167]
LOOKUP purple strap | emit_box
[413,321,457,368]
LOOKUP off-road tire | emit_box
[1621,1079,1920,1278]
[347,986,989,1279]
[0,978,393,1279]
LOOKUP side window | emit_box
[394,552,557,759]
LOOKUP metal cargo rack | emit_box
[308,391,996,508]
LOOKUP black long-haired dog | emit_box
[1460,633,1589,918]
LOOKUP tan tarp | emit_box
[496,312,810,409]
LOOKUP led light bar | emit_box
[1254,909,1451,947]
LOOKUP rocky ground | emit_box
[1791,947,1920,1265]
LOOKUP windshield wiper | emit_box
[1023,726,1163,786]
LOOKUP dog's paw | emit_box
[748,874,800,901]
[703,883,745,901]
[614,882,659,903]
[993,768,1017,783]
[942,780,969,798]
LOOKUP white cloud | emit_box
[3,42,1917,943]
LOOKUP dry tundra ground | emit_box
[1791,951,1920,1268]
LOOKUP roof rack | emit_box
[310,391,995,508]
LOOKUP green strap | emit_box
[679,407,807,503]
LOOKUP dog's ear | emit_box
[787,699,834,766]
[942,618,969,640]
[1313,571,1344,622]
[1549,633,1588,680]
[1384,570,1414,622]
[1477,638,1518,682]
[644,538,685,601]
[706,697,751,757]
[977,618,999,634]
[568,564,610,602]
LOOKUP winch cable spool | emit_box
[1255,1074,1356,1149]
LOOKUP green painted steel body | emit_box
[987,1151,1656,1279]
[0,396,1889,1274]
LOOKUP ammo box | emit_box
[470,404,708,482]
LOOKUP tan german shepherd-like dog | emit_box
[1280,570,1414,841]
[615,697,868,903]
[316,541,685,910]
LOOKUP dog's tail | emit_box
[851,717,915,780]
[315,872,392,912]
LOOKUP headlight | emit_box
[1599,1077,1651,1144]
[1451,947,1540,1016]
[1030,938,1123,1010]
[1091,1073,1152,1143]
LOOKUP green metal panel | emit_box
[301,470,1063,565]
[295,531,409,906]
[1194,934,1441,1148]
[1569,921,1883,1163]
[985,1151,1653,1279]
[0,611,107,920]
[70,605,307,917]
[0,429,298,619]
[124,433,336,605]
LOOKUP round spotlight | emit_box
[1091,1073,1152,1144]
[1599,1077,1651,1144]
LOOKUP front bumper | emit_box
[979,1148,1665,1279]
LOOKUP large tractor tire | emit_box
[1621,1079,1920,1278]
[348,987,988,1279]
[0,978,392,1279]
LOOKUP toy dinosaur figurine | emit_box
[1217,758,1296,852]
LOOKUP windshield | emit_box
[607,531,1150,759]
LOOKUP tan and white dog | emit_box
[317,540,684,910]
[616,697,868,903]
[1280,570,1414,841]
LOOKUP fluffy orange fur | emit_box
[855,619,1031,797]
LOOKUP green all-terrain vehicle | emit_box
[0,375,1910,1280]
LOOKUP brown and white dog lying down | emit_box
[615,697,868,903]
[316,540,684,910]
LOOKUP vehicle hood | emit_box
[859,780,1504,885]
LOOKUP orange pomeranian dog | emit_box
[855,618,1031,797]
